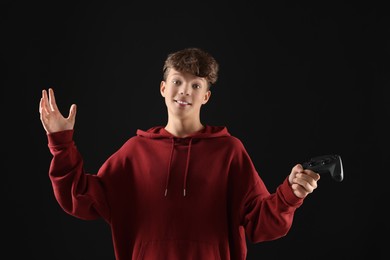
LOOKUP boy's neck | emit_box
[164,119,204,138]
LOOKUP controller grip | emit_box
[302,154,344,182]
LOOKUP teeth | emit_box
[177,100,189,105]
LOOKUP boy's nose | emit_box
[180,86,190,95]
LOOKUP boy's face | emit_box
[160,68,211,120]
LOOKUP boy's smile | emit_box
[175,99,192,106]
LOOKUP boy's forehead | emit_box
[168,69,207,82]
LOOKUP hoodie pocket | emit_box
[137,239,222,260]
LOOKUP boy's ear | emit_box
[160,81,166,97]
[202,90,211,104]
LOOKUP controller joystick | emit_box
[302,154,344,182]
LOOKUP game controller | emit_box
[302,154,344,182]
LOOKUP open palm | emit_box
[39,88,77,134]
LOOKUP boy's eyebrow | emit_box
[168,70,208,84]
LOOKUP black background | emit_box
[2,1,388,259]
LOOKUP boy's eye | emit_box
[192,84,201,89]
[172,80,181,85]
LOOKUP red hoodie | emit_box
[47,125,304,260]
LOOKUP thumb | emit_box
[295,163,304,172]
[68,104,77,122]
[289,164,304,185]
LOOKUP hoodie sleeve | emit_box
[47,130,110,221]
[229,139,303,243]
[241,176,303,243]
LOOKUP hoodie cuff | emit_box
[279,177,304,207]
[47,130,74,146]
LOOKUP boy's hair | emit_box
[163,47,219,88]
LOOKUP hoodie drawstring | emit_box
[164,138,175,197]
[183,138,193,197]
[164,137,193,197]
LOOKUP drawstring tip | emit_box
[183,189,186,197]
[165,189,168,197]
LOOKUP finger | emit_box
[48,88,60,112]
[293,175,317,192]
[40,90,50,115]
[294,164,304,173]
[312,172,320,181]
[290,164,304,177]
[291,184,308,198]
[297,172,318,184]
[303,169,321,181]
[39,97,43,114]
[68,104,77,121]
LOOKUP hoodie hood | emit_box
[136,125,230,197]
[136,125,230,139]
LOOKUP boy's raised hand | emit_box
[39,88,77,134]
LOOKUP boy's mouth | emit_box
[175,100,192,105]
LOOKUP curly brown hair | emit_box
[163,47,219,88]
